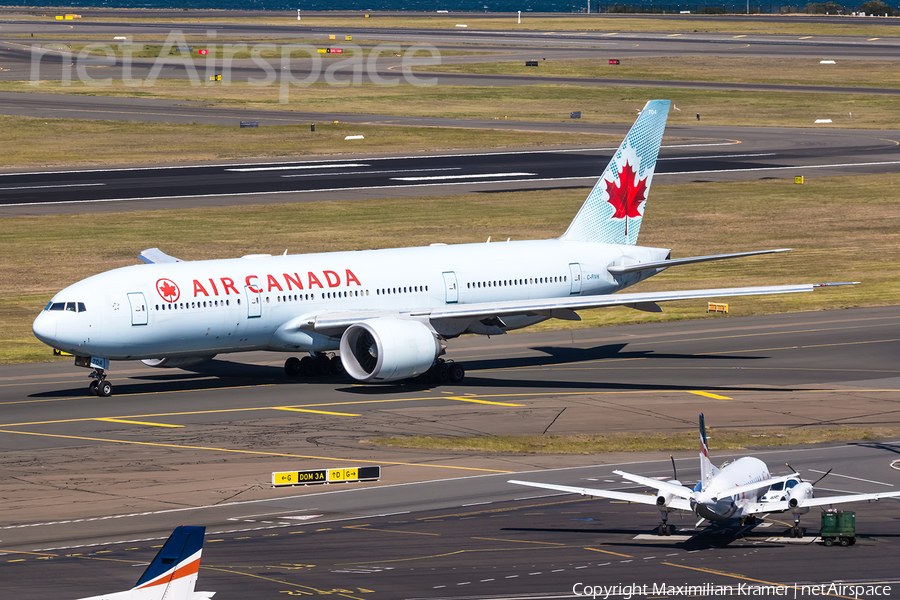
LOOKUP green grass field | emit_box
[367,426,900,454]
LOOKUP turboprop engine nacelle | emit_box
[340,318,442,382]
[788,482,814,509]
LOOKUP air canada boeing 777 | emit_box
[34,100,850,396]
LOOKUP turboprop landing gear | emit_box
[790,515,804,538]
[658,513,672,536]
[89,368,112,397]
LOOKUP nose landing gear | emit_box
[89,368,112,397]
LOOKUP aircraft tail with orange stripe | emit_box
[77,526,213,600]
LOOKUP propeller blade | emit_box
[786,462,802,483]
[812,468,833,487]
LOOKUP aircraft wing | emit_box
[613,469,696,500]
[509,479,692,509]
[312,283,848,331]
[796,490,900,508]
[138,248,183,264]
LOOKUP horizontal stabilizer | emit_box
[613,469,695,500]
[797,490,900,508]
[607,249,791,276]
[139,248,183,264]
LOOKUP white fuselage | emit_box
[34,239,668,361]
[694,457,771,521]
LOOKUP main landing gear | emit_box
[658,513,673,536]
[418,359,465,385]
[88,368,112,397]
[284,353,345,378]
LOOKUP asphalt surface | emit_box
[2,11,900,598]
[2,444,899,599]
[2,125,899,215]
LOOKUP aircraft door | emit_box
[127,292,148,326]
[442,272,458,304]
[245,286,262,318]
[569,263,582,294]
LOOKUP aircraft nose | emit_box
[32,311,58,347]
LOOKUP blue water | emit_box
[3,0,890,17]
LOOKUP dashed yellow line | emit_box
[444,396,524,407]
[473,537,564,546]
[96,418,183,427]
[345,525,440,536]
[274,407,359,416]
[688,391,732,400]
[586,546,633,558]
[733,34,747,38]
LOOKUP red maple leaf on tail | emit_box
[605,161,648,237]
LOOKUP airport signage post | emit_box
[272,466,381,487]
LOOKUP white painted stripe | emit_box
[227,163,368,172]
[807,469,894,486]
[282,167,461,178]
[661,160,900,176]
[0,183,104,191]
[661,153,776,161]
[0,142,738,178]
[392,172,536,181]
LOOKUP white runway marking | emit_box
[227,163,369,171]
[282,167,461,178]
[0,183,104,191]
[391,172,536,181]
[808,469,894,486]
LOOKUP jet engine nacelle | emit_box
[141,355,216,368]
[656,493,673,507]
[787,482,814,508]
[340,318,441,382]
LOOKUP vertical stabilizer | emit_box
[561,99,670,246]
[131,526,207,600]
[698,413,718,491]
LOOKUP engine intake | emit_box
[340,319,441,382]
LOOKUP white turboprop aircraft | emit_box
[76,525,213,600]
[510,414,900,539]
[34,99,850,397]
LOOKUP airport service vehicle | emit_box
[34,100,848,397]
[510,414,900,538]
[76,526,213,600]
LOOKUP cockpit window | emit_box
[49,302,65,311]
[785,479,799,489]
[769,482,784,491]
[44,302,52,311]
[66,302,77,312]
[77,302,86,312]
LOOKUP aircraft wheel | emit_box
[314,355,331,376]
[330,356,345,376]
[97,380,113,397]
[824,537,834,547]
[840,537,850,547]
[434,362,450,384]
[284,357,302,377]
[299,356,316,376]
[89,380,99,396]
[792,526,803,538]
[849,538,856,546]
[448,363,465,383]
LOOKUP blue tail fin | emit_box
[561,99,670,246]
[133,526,206,596]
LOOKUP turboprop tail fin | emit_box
[561,99,670,246]
[698,413,719,491]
